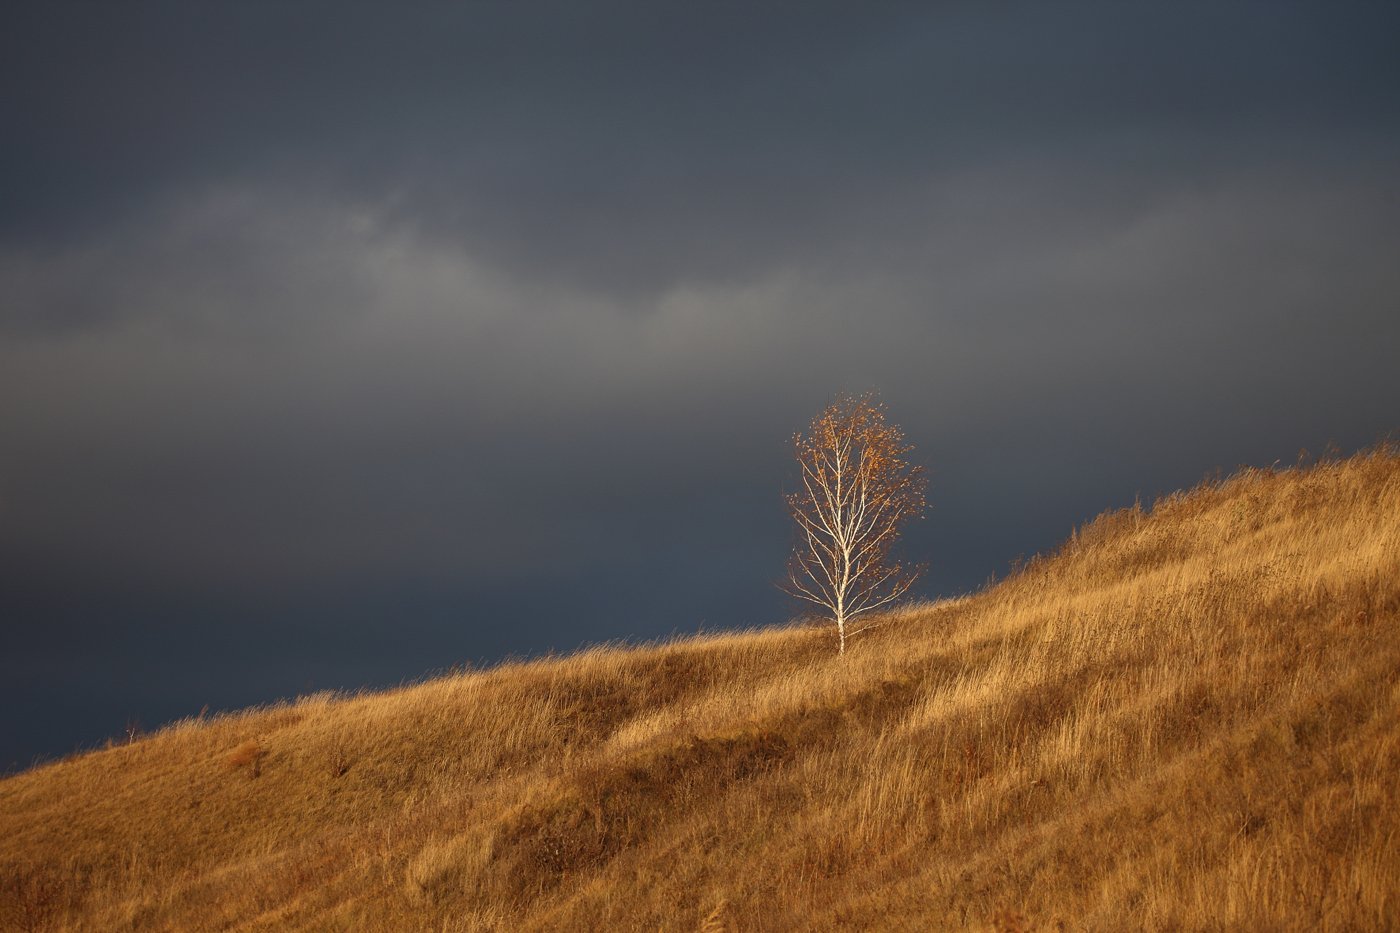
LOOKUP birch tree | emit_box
[780,395,927,654]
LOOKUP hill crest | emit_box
[3,448,1398,930]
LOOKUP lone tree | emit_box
[780,394,927,654]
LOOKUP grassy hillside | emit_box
[3,448,1399,931]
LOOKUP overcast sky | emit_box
[3,3,1399,769]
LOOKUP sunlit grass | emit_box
[2,447,1398,930]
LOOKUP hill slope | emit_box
[3,449,1399,931]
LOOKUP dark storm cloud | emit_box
[3,3,1400,767]
[5,4,1399,298]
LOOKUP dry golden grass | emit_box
[3,448,1399,931]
